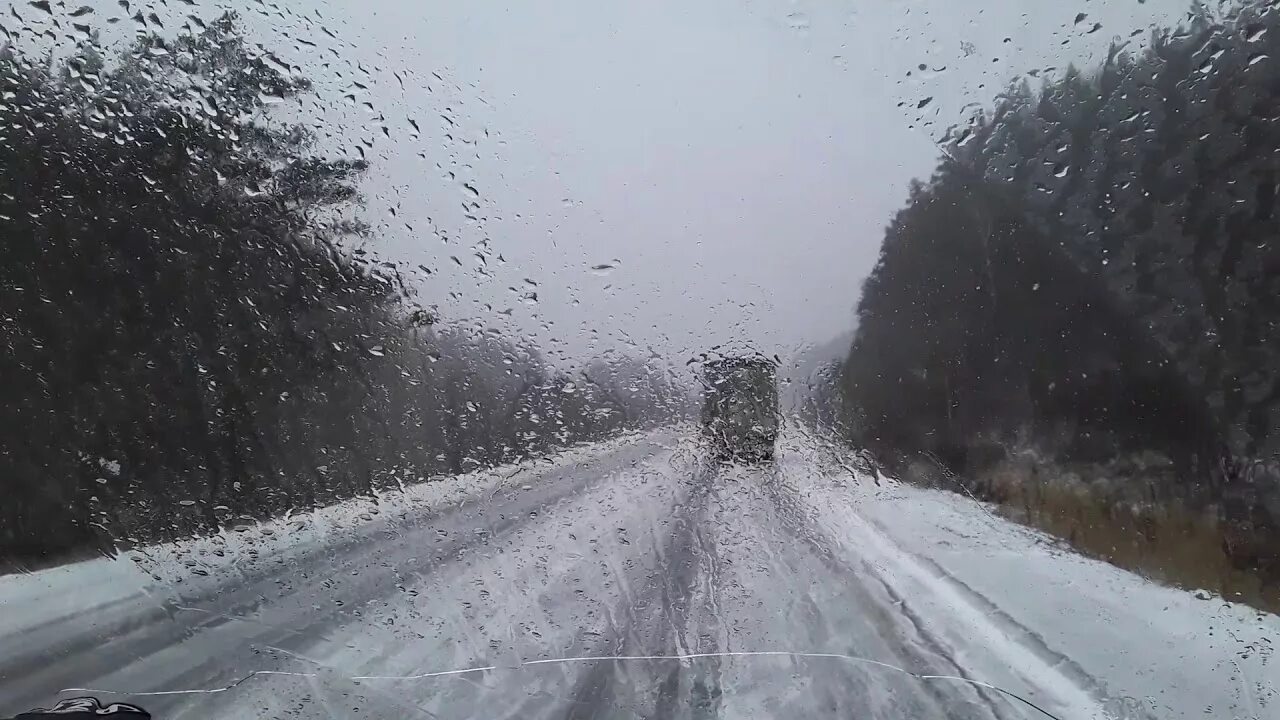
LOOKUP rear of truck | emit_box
[701,358,780,463]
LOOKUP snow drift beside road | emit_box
[779,432,1280,720]
[0,428,674,639]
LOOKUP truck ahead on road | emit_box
[700,356,780,463]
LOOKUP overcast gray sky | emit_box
[316,0,1190,366]
[11,0,1191,365]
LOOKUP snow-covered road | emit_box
[1,430,1275,719]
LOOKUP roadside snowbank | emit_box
[0,429,671,638]
[779,434,1280,720]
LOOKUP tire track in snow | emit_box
[562,458,720,720]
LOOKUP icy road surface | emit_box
[1,429,1276,719]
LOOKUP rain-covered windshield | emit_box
[2,1,1279,719]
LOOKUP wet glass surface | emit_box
[1,1,1278,719]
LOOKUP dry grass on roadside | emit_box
[976,464,1280,614]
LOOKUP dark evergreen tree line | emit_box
[840,1,1280,575]
[0,15,682,570]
